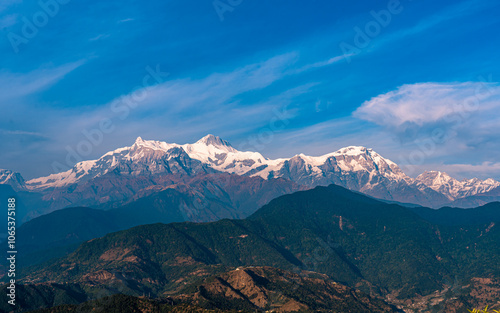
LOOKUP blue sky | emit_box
[1,0,500,180]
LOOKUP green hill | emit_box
[9,184,500,312]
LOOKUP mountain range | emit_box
[2,135,499,216]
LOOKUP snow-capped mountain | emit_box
[26,137,214,189]
[25,135,408,191]
[25,135,281,190]
[0,169,26,191]
[415,171,500,201]
[0,134,496,208]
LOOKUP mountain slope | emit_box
[409,202,500,226]
[26,294,231,313]
[13,207,124,266]
[21,184,500,310]
[10,191,215,269]
[177,266,397,312]
[246,185,453,297]
[4,267,398,312]
[12,175,304,269]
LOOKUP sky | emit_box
[1,0,500,180]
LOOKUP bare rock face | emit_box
[185,266,398,312]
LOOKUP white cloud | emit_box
[354,81,500,128]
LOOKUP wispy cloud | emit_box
[293,53,355,73]
[0,129,48,138]
[0,60,87,177]
[105,53,298,117]
[89,34,111,41]
[359,0,497,57]
[0,60,86,102]
[118,18,134,23]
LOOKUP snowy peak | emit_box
[183,135,270,175]
[415,171,458,200]
[135,136,145,144]
[0,169,26,191]
[334,146,371,156]
[194,134,236,152]
[131,137,179,152]
[25,135,248,190]
[277,145,408,187]
[131,135,236,153]
[294,146,376,165]
[417,171,453,185]
[333,146,398,168]
[416,171,500,200]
